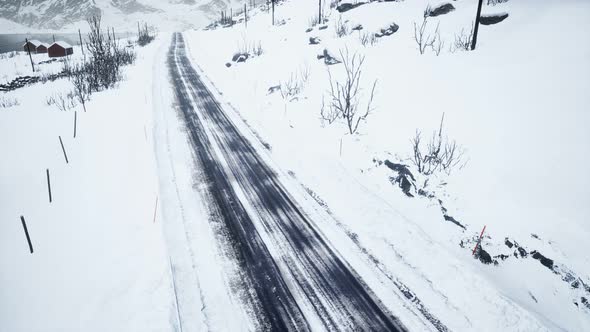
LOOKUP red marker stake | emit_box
[472,225,487,256]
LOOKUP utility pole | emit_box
[272,0,275,25]
[25,38,35,72]
[318,0,322,25]
[471,0,483,50]
[244,4,247,28]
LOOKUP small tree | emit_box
[413,16,438,55]
[452,23,474,52]
[411,113,466,175]
[322,49,377,134]
[69,64,89,112]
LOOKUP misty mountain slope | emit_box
[0,0,239,31]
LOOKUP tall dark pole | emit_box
[272,0,275,25]
[20,216,34,254]
[25,38,35,72]
[318,0,322,25]
[471,0,483,50]
[244,4,247,28]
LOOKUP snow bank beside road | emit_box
[0,36,174,331]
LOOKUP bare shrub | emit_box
[411,113,466,176]
[138,23,156,46]
[69,63,90,112]
[452,23,474,52]
[236,39,264,57]
[414,16,438,55]
[335,16,349,38]
[279,64,310,101]
[322,49,377,134]
[308,15,319,28]
[46,92,77,112]
[253,41,264,56]
[279,74,302,101]
[84,14,136,92]
[0,95,20,108]
[431,25,444,56]
[0,51,18,60]
[359,31,377,47]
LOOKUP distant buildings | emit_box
[36,43,49,54]
[48,42,73,58]
[23,40,42,53]
[22,40,73,57]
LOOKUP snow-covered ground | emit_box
[0,36,177,331]
[1,0,589,331]
[183,0,590,330]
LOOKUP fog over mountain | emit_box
[0,0,234,31]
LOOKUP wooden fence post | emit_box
[59,136,69,164]
[25,38,35,72]
[272,0,275,25]
[20,216,34,254]
[318,0,322,25]
[73,111,77,138]
[46,169,52,203]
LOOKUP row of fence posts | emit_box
[18,21,154,254]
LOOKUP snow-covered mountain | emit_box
[0,0,234,31]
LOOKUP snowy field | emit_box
[1,0,589,331]
[184,0,590,330]
[0,36,177,331]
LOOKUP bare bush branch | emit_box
[323,48,377,134]
[335,15,349,38]
[46,92,77,112]
[452,22,474,52]
[431,23,444,56]
[359,31,377,47]
[414,16,437,55]
[411,113,466,175]
[0,95,20,108]
[138,22,156,46]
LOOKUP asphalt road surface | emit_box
[168,32,407,332]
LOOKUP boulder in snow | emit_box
[309,36,321,45]
[480,13,509,25]
[232,52,249,63]
[375,23,399,38]
[426,3,455,17]
[267,85,281,94]
[337,1,365,13]
[320,49,341,65]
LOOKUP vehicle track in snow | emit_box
[168,32,406,331]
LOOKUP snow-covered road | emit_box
[167,32,406,331]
